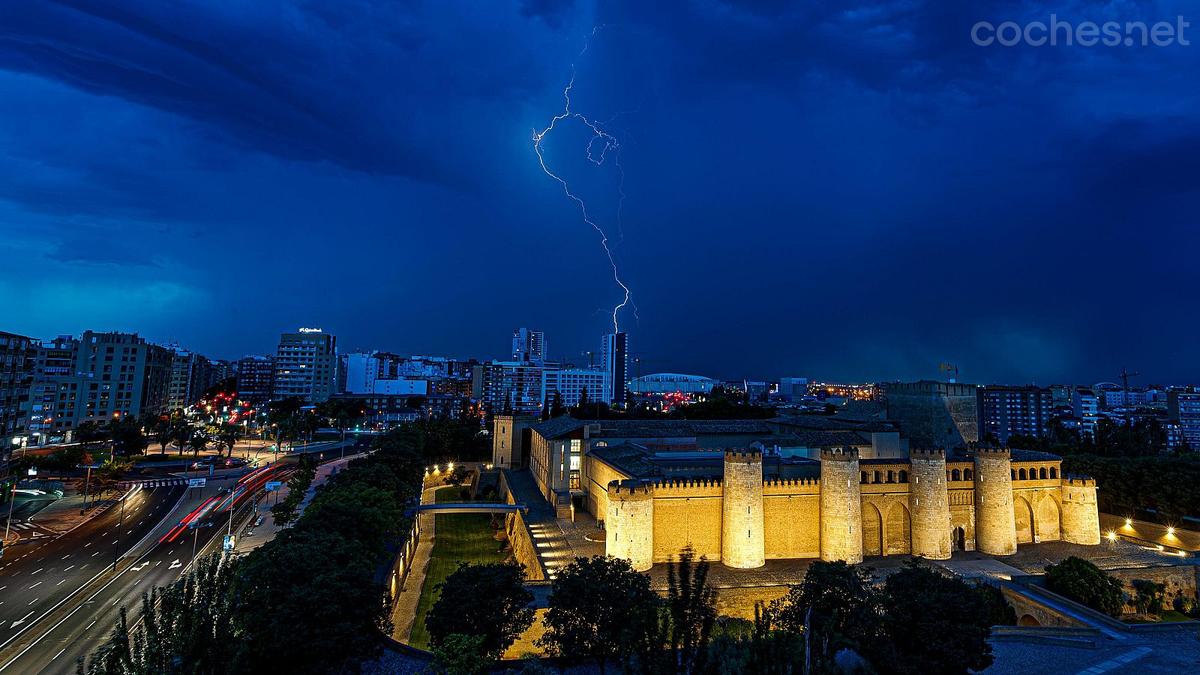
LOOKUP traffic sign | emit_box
[264,481,282,492]
[187,478,207,488]
[223,535,235,551]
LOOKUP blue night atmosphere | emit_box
[0,0,1196,383]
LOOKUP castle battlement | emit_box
[910,448,946,460]
[724,448,763,462]
[649,477,723,493]
[974,446,1011,458]
[607,479,653,499]
[1063,476,1097,487]
[820,446,860,461]
[763,477,819,488]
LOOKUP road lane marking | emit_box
[63,566,73,572]
[26,599,36,606]
[10,612,33,629]
[30,569,42,575]
[50,649,64,661]
[28,582,41,589]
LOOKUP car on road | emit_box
[189,456,249,470]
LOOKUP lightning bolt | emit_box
[532,27,634,334]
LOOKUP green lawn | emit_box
[408,486,508,650]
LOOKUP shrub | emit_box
[1044,557,1124,617]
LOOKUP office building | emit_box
[977,385,1053,445]
[601,332,628,406]
[236,355,275,404]
[273,329,337,403]
[542,367,609,408]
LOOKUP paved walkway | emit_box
[1101,514,1200,553]
[390,485,437,644]
[231,454,362,556]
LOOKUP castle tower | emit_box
[1061,477,1100,545]
[606,480,654,571]
[721,449,765,569]
[973,447,1017,555]
[908,448,952,560]
[820,447,863,564]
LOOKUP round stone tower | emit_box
[820,446,863,564]
[606,479,654,571]
[909,448,952,560]
[721,449,765,569]
[973,447,1017,555]
[1061,476,1100,545]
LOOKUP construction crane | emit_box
[1118,367,1139,393]
[939,363,959,383]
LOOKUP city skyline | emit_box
[1,3,1197,383]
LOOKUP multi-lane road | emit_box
[0,475,251,673]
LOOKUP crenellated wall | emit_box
[596,446,1099,569]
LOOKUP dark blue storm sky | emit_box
[0,1,1196,384]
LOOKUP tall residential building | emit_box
[167,348,216,410]
[479,361,544,415]
[1168,390,1200,449]
[0,332,36,461]
[601,332,628,406]
[542,367,609,408]
[71,331,172,424]
[511,328,546,363]
[26,336,83,445]
[1071,387,1101,439]
[273,329,337,403]
[339,352,428,396]
[236,355,275,404]
[881,380,979,450]
[977,385,1053,445]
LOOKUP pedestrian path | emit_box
[118,478,188,489]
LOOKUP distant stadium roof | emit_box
[628,372,717,394]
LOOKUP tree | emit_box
[868,563,999,674]
[214,423,241,458]
[550,391,566,419]
[770,560,882,671]
[82,554,238,675]
[655,548,717,674]
[538,556,660,673]
[1131,579,1166,616]
[171,423,193,456]
[75,421,109,450]
[706,604,806,675]
[432,634,493,675]
[108,417,149,457]
[1044,556,1124,617]
[425,562,534,661]
[186,430,210,458]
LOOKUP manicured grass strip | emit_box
[409,487,507,650]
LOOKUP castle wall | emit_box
[584,455,632,523]
[651,479,723,562]
[764,479,821,559]
[722,450,765,568]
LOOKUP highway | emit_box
[0,484,185,656]
[0,462,293,673]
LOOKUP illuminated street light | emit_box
[1106,531,1117,542]
[1166,526,1176,536]
[1124,518,1132,527]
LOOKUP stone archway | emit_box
[1036,495,1061,541]
[862,503,883,557]
[1014,496,1035,544]
[952,526,966,551]
[1018,614,1041,627]
[885,503,911,555]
